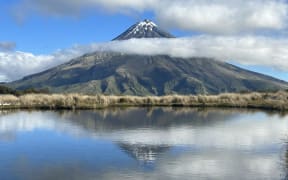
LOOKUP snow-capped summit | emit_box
[138,19,157,29]
[113,19,175,41]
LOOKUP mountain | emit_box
[113,19,175,40]
[8,20,288,95]
[118,143,170,163]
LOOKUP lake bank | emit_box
[0,91,287,111]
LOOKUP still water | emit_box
[0,108,287,180]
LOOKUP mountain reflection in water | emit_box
[0,108,287,180]
[118,143,170,163]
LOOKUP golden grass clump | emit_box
[0,91,287,110]
[0,95,19,106]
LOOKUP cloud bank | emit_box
[13,0,288,34]
[1,36,288,82]
[0,47,85,82]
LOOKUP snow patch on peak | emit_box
[125,20,158,36]
[112,19,175,40]
[137,19,157,28]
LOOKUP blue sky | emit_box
[0,6,145,54]
[0,0,288,82]
[0,3,189,54]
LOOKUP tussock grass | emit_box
[0,91,288,111]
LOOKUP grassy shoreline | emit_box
[0,91,288,111]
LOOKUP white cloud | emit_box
[13,0,288,34]
[1,36,288,82]
[105,36,288,71]
[157,0,288,34]
[13,0,157,20]
[0,44,96,82]
[0,52,56,82]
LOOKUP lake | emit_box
[0,108,287,180]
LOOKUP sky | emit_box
[1,0,288,82]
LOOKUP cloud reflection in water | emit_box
[0,108,287,180]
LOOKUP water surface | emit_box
[0,108,287,180]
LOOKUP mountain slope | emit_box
[9,52,288,95]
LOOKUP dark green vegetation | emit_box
[0,85,49,96]
[8,52,288,95]
[0,85,18,95]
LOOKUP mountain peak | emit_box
[112,19,175,41]
[138,19,157,28]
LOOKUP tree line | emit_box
[0,85,49,96]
